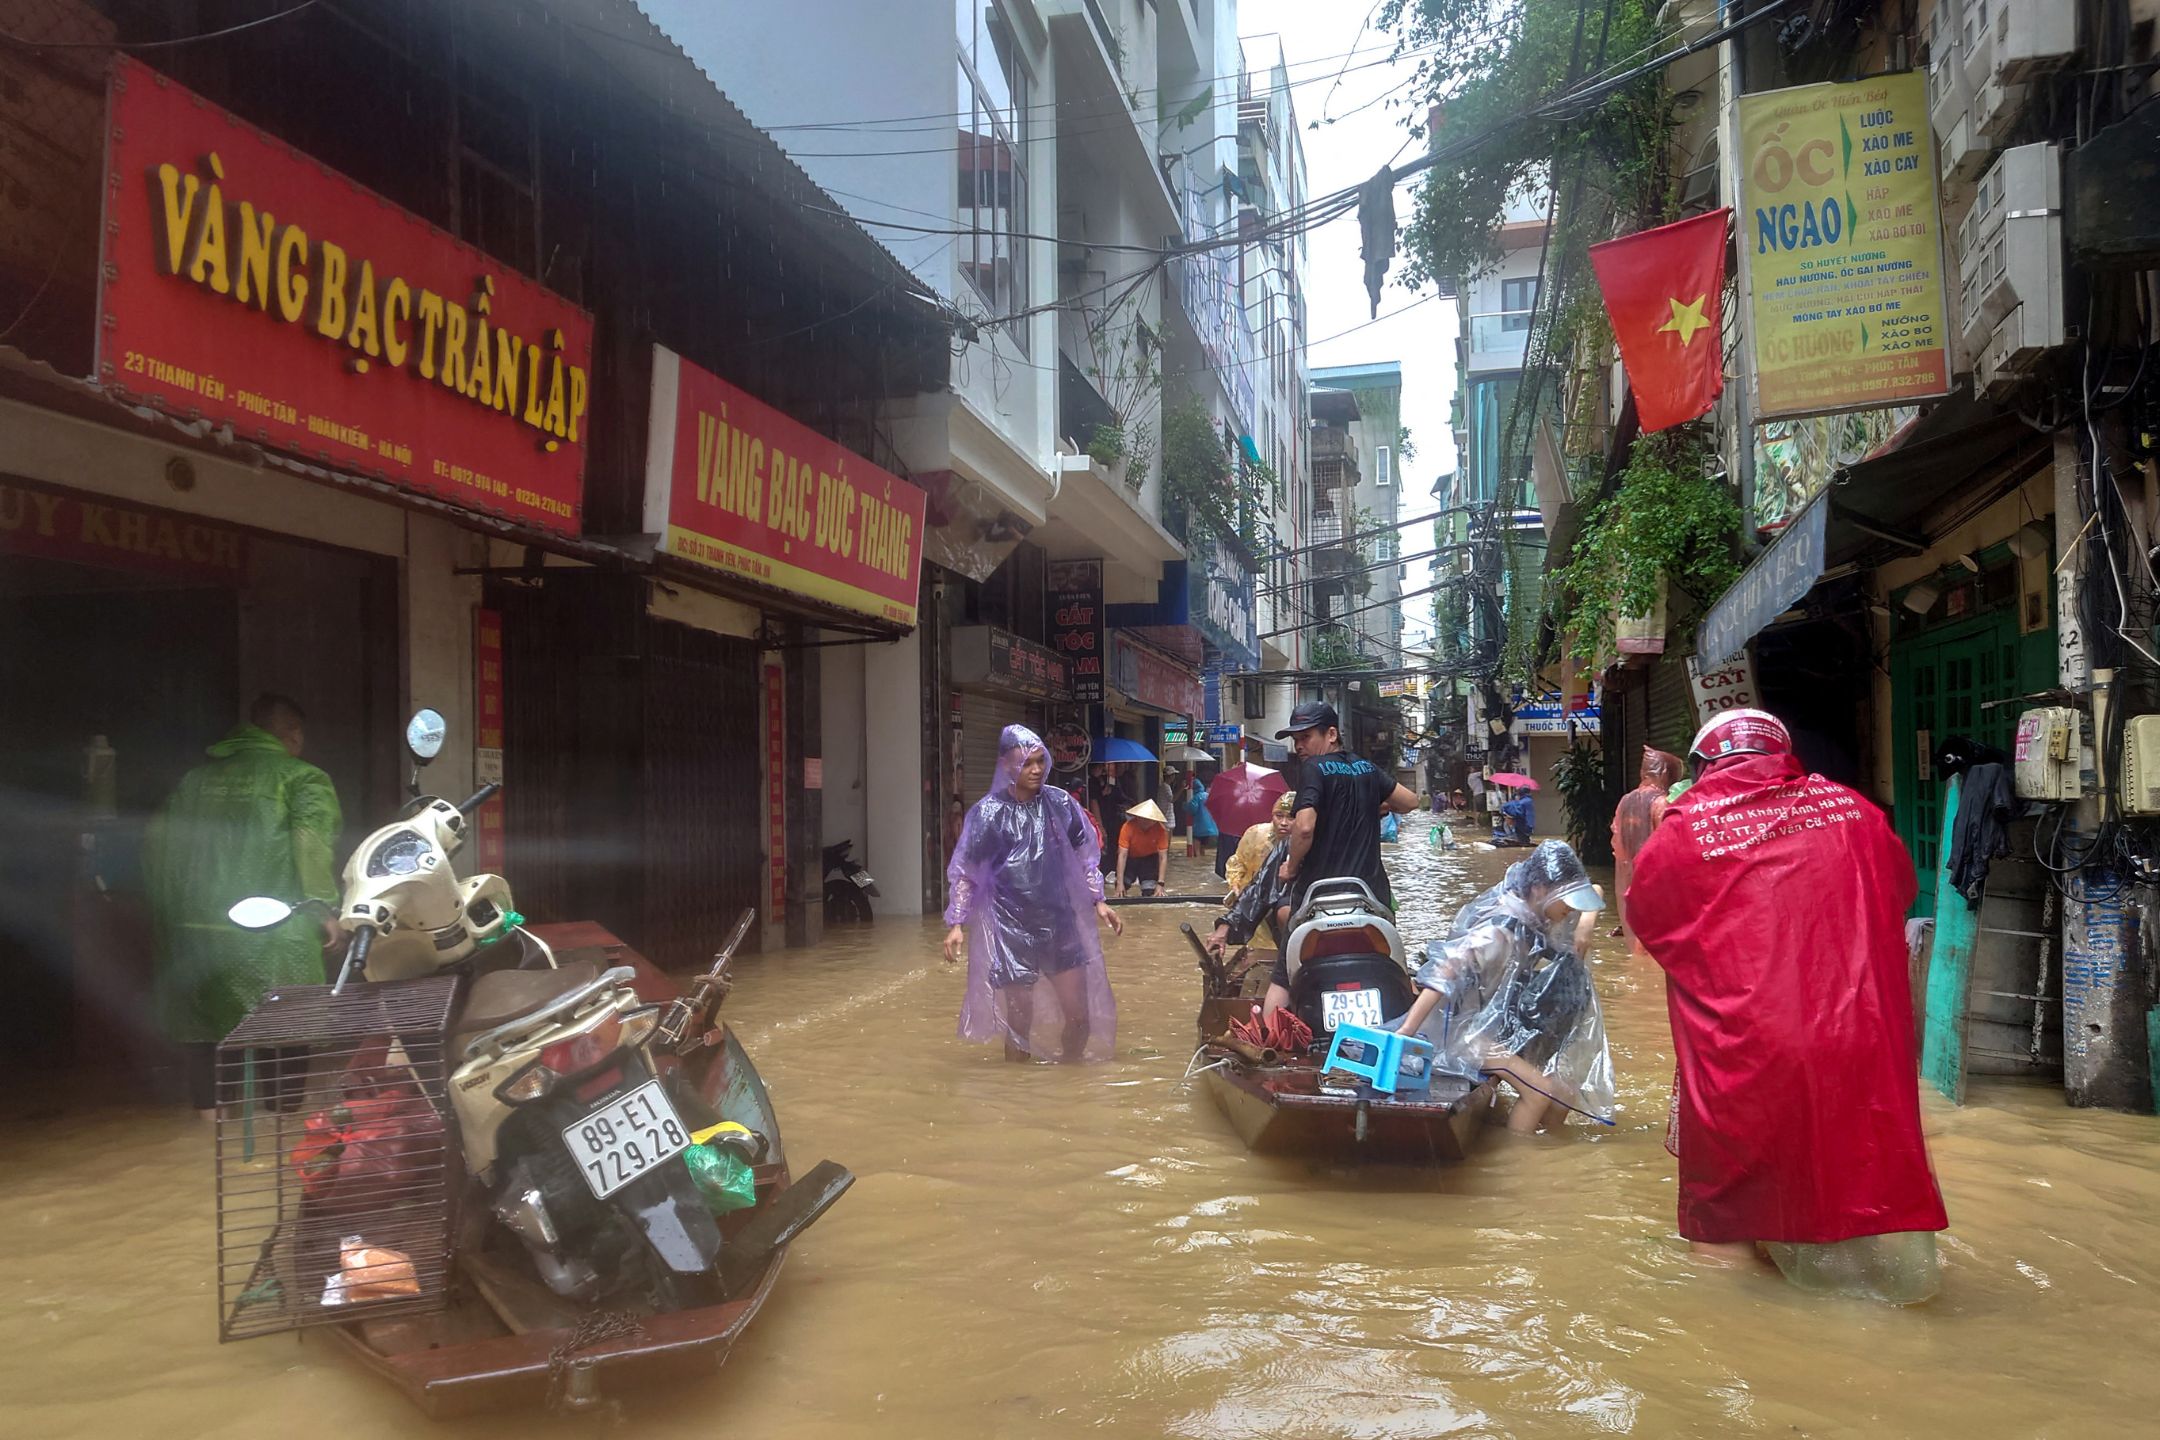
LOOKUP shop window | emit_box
[957,2,1029,340]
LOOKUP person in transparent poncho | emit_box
[1393,841,1616,1132]
[943,725,1123,1062]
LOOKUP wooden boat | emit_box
[1199,1059,1492,1163]
[1192,953,1494,1166]
[323,922,850,1417]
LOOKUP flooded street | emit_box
[5,837,2160,1439]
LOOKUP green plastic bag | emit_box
[683,1141,757,1215]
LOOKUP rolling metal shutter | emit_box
[959,691,1037,801]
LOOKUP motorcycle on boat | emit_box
[210,710,851,1414]
[1191,878,1495,1163]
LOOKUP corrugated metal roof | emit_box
[532,0,948,320]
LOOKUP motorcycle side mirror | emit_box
[229,896,296,930]
[405,709,447,765]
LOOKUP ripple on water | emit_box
[6,842,2160,1438]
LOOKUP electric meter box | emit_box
[2014,706,2082,802]
[2121,715,2160,816]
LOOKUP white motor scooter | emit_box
[230,709,730,1304]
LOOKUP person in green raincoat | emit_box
[145,694,342,1112]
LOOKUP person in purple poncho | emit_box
[944,724,1123,1062]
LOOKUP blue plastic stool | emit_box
[1321,1022,1436,1095]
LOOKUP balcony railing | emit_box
[1467,310,1535,355]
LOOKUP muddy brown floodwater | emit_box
[5,837,2160,1438]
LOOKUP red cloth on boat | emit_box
[1625,752,1948,1245]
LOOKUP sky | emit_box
[1239,0,1458,657]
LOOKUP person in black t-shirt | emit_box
[1265,701,1420,1015]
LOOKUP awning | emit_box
[1696,389,2051,659]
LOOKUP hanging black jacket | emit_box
[1947,762,2020,909]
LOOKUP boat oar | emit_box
[1179,922,1230,995]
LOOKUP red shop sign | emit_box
[1118,636,1204,716]
[765,663,787,919]
[97,58,592,535]
[644,346,927,626]
[0,475,246,583]
[473,608,506,875]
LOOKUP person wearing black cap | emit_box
[1268,701,1421,1000]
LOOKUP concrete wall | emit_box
[648,0,1058,497]
[863,625,927,915]
[819,643,871,857]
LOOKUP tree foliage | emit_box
[1549,428,1743,663]
[1159,394,1239,547]
[1550,738,1614,865]
[1379,0,1672,292]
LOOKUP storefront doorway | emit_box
[1891,606,2042,917]
[0,480,398,1081]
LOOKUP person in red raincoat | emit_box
[1626,708,1947,1295]
[1609,745,1684,956]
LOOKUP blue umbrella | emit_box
[1093,736,1158,764]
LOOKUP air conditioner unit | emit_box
[2119,714,2160,815]
[1981,0,2079,83]
[2014,706,2082,801]
[1973,71,2029,143]
[1959,0,1994,90]
[1939,114,1990,193]
[1977,300,2066,396]
[1957,144,2061,353]
[1927,4,1972,142]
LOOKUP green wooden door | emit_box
[1891,613,2030,918]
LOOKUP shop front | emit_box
[1691,396,2053,912]
[0,473,404,1079]
[1509,683,1602,838]
[1106,630,1206,813]
[0,57,596,1085]
[578,345,933,956]
[951,625,1070,798]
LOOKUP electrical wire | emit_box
[0,0,320,50]
[755,34,1433,133]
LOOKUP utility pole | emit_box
[1720,0,1761,550]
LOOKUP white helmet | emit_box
[1688,708,1792,763]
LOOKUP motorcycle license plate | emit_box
[561,1080,691,1200]
[1320,988,1384,1030]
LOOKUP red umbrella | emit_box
[1487,772,1540,790]
[1206,763,1289,835]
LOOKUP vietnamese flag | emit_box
[1588,209,1731,432]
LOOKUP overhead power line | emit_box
[1258,576,1467,642]
[1259,510,1447,564]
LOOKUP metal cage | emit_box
[212,976,459,1342]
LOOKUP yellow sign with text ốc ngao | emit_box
[1739,72,1952,420]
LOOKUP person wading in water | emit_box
[1627,708,1949,1302]
[945,726,1123,1062]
